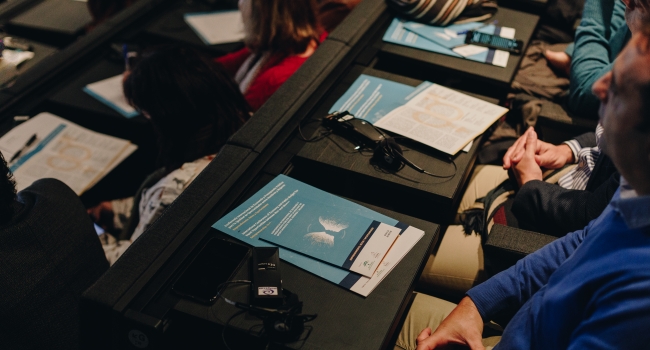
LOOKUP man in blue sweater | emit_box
[396,30,650,350]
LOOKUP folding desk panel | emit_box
[172,190,440,350]
[376,7,539,89]
[6,0,93,47]
[142,1,243,54]
[292,66,499,223]
[44,59,149,141]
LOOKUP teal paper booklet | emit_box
[83,75,139,118]
[329,74,481,153]
[212,175,425,296]
[328,74,431,122]
[383,18,516,68]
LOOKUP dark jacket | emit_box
[0,179,109,350]
[511,132,618,236]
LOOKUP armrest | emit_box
[483,224,557,276]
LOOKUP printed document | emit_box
[213,175,425,296]
[184,11,245,45]
[83,75,139,118]
[1,112,137,194]
[374,84,507,155]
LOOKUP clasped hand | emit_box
[502,127,574,187]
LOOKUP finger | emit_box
[525,129,538,157]
[512,128,535,160]
[416,332,443,350]
[417,328,432,344]
[504,134,527,168]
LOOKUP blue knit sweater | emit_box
[467,187,650,349]
[568,0,629,119]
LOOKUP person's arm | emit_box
[568,266,650,349]
[568,0,625,118]
[562,131,597,164]
[512,172,619,235]
[466,223,590,320]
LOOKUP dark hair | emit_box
[123,46,251,172]
[247,0,321,57]
[0,151,17,224]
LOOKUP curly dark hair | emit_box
[0,151,17,224]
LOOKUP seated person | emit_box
[216,0,326,111]
[0,152,109,349]
[396,30,650,350]
[418,0,650,296]
[546,0,649,118]
[90,46,251,265]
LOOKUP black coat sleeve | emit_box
[511,172,619,236]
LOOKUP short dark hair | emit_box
[0,151,17,224]
[123,45,252,172]
[247,0,321,57]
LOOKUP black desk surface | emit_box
[142,1,243,54]
[292,66,497,223]
[7,0,91,39]
[172,196,440,350]
[377,7,539,88]
[44,58,150,141]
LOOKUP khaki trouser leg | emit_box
[394,293,501,350]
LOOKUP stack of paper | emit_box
[330,74,508,154]
[184,10,245,45]
[84,75,139,118]
[383,19,516,68]
[0,112,137,194]
[213,175,425,297]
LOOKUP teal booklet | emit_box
[328,74,431,122]
[383,18,515,67]
[212,175,425,295]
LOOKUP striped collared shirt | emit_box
[558,123,604,190]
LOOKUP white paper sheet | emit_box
[83,75,139,118]
[375,84,507,155]
[349,226,425,295]
[184,11,245,45]
[3,113,137,194]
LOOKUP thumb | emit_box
[525,129,537,157]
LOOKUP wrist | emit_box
[559,144,575,164]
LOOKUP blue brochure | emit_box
[382,18,461,58]
[213,175,419,294]
[383,18,515,67]
[257,192,400,277]
[328,74,431,122]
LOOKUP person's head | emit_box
[0,152,16,225]
[238,0,320,56]
[622,0,650,34]
[592,29,650,194]
[123,45,251,171]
